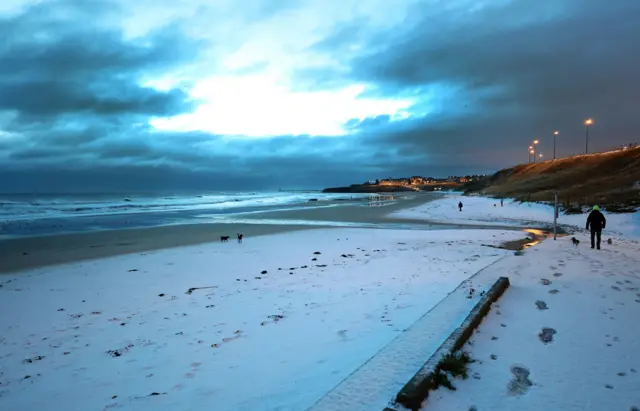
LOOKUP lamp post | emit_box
[553,131,559,160]
[528,146,534,163]
[529,149,534,163]
[533,140,539,163]
[585,118,593,154]
[539,153,544,161]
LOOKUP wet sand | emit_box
[0,194,434,274]
[0,193,542,274]
[0,223,319,274]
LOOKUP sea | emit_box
[0,191,373,239]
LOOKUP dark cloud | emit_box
[0,0,198,121]
[310,0,640,165]
[4,0,638,193]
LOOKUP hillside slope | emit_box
[467,147,640,210]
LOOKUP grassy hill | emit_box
[465,147,640,211]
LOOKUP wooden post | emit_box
[553,191,558,240]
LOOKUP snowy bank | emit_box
[0,227,524,411]
[391,194,640,239]
[416,232,640,411]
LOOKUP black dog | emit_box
[221,236,230,242]
[571,237,580,246]
[237,233,244,243]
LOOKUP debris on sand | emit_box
[185,286,217,295]
[313,251,322,255]
[22,355,45,364]
[107,344,134,357]
[540,278,552,286]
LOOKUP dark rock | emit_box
[24,375,31,379]
[313,251,321,255]
[128,269,138,272]
[605,384,614,389]
[491,336,498,340]
[490,354,498,360]
[261,270,267,274]
[553,272,563,277]
[540,278,552,285]
[57,308,65,312]
[255,276,262,280]
[312,258,317,261]
[112,395,118,399]
[316,265,327,268]
[158,293,165,297]
[549,289,560,294]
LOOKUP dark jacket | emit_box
[586,210,606,231]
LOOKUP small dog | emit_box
[221,236,230,242]
[571,237,580,246]
[607,238,613,245]
[237,233,243,243]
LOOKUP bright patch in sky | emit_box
[150,75,415,137]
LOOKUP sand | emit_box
[0,193,437,274]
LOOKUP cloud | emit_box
[1,0,639,193]
[0,0,198,122]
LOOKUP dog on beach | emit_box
[221,236,230,242]
[607,238,613,245]
[237,233,243,243]
[571,237,580,246]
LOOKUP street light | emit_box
[553,131,559,160]
[532,140,539,163]
[529,150,535,164]
[585,118,593,154]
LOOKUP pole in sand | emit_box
[553,191,558,240]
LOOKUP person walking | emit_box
[586,205,606,249]
[458,201,463,212]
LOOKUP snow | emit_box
[0,227,524,411]
[392,194,640,239]
[416,233,640,411]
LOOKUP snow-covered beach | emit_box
[0,227,523,411]
[1,193,639,411]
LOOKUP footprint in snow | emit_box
[507,365,533,396]
[538,327,556,344]
[535,301,548,310]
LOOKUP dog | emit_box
[221,236,230,242]
[571,237,580,246]
[607,238,613,245]
[237,233,244,243]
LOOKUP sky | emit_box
[0,0,639,192]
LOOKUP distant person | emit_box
[500,198,504,207]
[458,201,463,212]
[586,205,606,250]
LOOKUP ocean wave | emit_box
[0,192,366,222]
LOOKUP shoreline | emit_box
[0,194,431,274]
[0,193,557,275]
